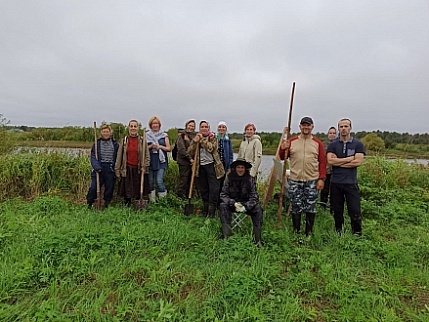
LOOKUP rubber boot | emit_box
[124,198,132,207]
[291,212,301,234]
[158,191,167,199]
[253,227,264,248]
[221,223,233,239]
[203,203,209,217]
[351,214,362,236]
[208,204,217,218]
[149,190,156,203]
[305,212,315,236]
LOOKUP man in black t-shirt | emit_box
[327,118,365,235]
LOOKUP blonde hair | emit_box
[100,124,111,131]
[148,116,161,129]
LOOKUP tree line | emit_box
[4,120,429,154]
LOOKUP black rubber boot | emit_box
[351,214,362,236]
[221,223,233,239]
[253,227,264,248]
[124,198,132,207]
[305,212,315,236]
[208,204,217,218]
[203,203,209,217]
[291,212,301,234]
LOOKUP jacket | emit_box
[176,131,196,166]
[220,171,259,211]
[237,134,263,178]
[188,134,225,179]
[279,135,326,181]
[115,135,150,178]
[217,134,234,172]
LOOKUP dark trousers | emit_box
[320,173,331,205]
[198,163,220,206]
[219,203,263,229]
[87,163,116,206]
[178,164,192,198]
[330,182,362,234]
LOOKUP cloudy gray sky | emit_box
[1,0,428,133]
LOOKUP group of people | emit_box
[86,115,365,247]
[87,118,170,210]
[279,117,365,236]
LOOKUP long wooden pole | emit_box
[93,122,102,210]
[276,82,295,227]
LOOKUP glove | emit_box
[234,202,246,213]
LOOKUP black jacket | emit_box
[220,171,259,211]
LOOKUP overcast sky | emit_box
[1,0,428,133]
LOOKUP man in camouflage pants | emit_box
[279,117,326,236]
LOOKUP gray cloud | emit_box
[1,0,428,133]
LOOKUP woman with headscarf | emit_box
[237,123,263,180]
[146,116,170,201]
[176,119,197,199]
[115,120,150,206]
[188,120,225,217]
[216,120,233,202]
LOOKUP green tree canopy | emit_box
[361,133,385,152]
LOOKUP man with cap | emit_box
[219,159,264,247]
[279,117,326,236]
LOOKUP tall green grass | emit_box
[0,195,428,321]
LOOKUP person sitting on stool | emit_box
[219,159,264,247]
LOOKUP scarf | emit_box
[146,130,167,163]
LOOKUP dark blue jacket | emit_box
[218,135,234,172]
[90,138,119,171]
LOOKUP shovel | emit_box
[93,121,103,211]
[135,171,148,211]
[184,142,199,215]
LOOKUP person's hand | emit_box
[234,202,246,213]
[281,139,290,150]
[193,133,202,142]
[317,179,324,191]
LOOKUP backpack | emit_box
[172,141,178,161]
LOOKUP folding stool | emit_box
[231,212,249,231]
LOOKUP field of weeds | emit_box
[1,153,429,321]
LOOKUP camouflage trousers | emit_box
[287,179,318,214]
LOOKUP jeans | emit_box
[149,168,166,192]
[86,163,116,206]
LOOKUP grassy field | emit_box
[1,193,428,321]
[1,153,429,321]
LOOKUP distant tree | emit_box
[361,133,385,152]
[0,114,17,155]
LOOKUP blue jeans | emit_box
[149,168,166,192]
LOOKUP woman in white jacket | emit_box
[237,123,263,180]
